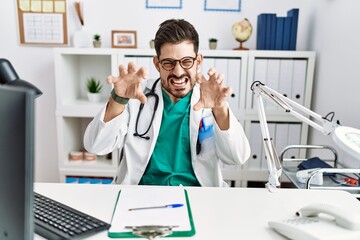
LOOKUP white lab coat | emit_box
[84,78,250,187]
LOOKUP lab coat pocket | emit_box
[197,116,215,159]
[198,137,216,161]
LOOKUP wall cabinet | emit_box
[54,48,315,185]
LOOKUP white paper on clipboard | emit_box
[109,187,192,233]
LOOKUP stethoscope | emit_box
[133,78,161,140]
[133,77,201,154]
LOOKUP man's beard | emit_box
[162,74,194,99]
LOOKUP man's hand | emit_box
[193,68,232,111]
[104,62,148,122]
[107,62,149,104]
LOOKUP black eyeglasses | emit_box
[159,56,197,71]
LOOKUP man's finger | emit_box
[119,64,128,77]
[107,75,118,84]
[137,93,148,104]
[128,62,137,73]
[207,67,216,75]
[195,72,204,84]
[136,66,149,80]
[207,68,217,80]
[217,73,225,84]
[223,87,232,97]
[193,101,204,111]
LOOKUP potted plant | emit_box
[209,38,218,50]
[86,77,102,102]
[149,39,155,49]
[93,34,102,48]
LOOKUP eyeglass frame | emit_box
[158,55,198,71]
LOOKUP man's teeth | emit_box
[172,79,186,86]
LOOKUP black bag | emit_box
[297,157,335,176]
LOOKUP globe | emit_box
[231,18,253,50]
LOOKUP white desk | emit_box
[34,183,360,239]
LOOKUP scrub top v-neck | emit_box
[139,89,200,186]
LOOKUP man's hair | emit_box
[154,19,199,57]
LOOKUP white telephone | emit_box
[268,203,360,240]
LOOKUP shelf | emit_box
[59,168,116,178]
[54,47,118,55]
[54,48,315,185]
[248,50,316,59]
[56,99,106,117]
[62,158,115,170]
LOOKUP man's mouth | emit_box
[168,75,190,88]
[171,78,188,87]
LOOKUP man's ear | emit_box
[153,56,160,72]
[196,54,203,70]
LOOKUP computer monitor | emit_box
[0,85,36,240]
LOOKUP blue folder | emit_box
[287,8,299,50]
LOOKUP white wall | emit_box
[1,0,359,182]
[308,1,360,168]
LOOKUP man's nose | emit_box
[172,61,185,74]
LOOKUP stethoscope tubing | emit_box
[133,78,161,140]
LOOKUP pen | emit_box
[200,118,205,132]
[128,203,184,211]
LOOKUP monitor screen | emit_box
[0,85,36,240]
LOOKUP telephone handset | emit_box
[268,203,360,240]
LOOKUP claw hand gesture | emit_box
[107,62,148,104]
[193,68,232,111]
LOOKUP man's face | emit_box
[153,41,202,102]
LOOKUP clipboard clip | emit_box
[125,225,178,239]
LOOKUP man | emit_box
[84,19,250,187]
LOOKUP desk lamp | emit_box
[251,81,360,192]
[0,58,42,97]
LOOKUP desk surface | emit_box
[34,183,360,239]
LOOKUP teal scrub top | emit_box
[139,89,200,186]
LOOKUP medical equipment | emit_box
[133,78,161,140]
[250,81,360,192]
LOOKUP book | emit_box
[265,14,276,50]
[282,16,292,50]
[269,14,277,50]
[108,187,195,238]
[287,8,299,50]
[275,17,285,50]
[256,13,267,50]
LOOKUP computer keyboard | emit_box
[34,192,111,239]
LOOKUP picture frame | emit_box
[111,30,137,48]
[146,0,182,9]
[204,0,241,12]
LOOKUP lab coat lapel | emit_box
[190,84,203,155]
[149,78,163,144]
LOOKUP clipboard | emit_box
[108,187,195,238]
